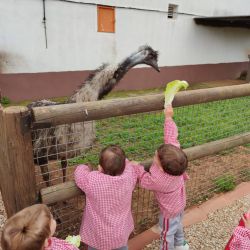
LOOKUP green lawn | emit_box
[70,96,250,166]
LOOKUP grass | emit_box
[1,96,69,108]
[69,96,250,166]
[0,96,11,106]
[214,175,236,192]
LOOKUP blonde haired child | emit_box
[1,204,79,250]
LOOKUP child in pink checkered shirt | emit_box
[225,210,250,250]
[1,204,79,250]
[135,105,189,250]
[74,145,141,250]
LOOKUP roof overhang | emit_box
[194,16,250,29]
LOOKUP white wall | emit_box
[0,0,250,73]
[65,0,250,16]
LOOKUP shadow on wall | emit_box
[237,70,248,80]
[0,51,24,102]
[0,51,8,102]
[0,51,9,73]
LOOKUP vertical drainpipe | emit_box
[43,0,48,48]
[247,55,250,82]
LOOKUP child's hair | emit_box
[1,204,52,250]
[99,145,126,176]
[157,144,188,176]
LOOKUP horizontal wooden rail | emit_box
[40,131,250,205]
[32,84,250,127]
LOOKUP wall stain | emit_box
[0,51,9,73]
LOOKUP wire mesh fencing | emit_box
[32,96,250,237]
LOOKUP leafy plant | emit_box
[0,96,11,105]
[214,175,236,192]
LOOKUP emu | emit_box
[29,45,159,186]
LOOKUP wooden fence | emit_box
[0,83,250,219]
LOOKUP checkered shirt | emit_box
[164,117,180,148]
[74,161,138,249]
[45,237,79,250]
[136,117,188,219]
[229,226,250,250]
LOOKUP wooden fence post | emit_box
[0,106,36,217]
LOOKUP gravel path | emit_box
[0,192,7,250]
[144,194,250,250]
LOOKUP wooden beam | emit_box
[0,106,36,217]
[0,105,14,216]
[40,132,250,205]
[185,132,250,161]
[40,181,83,205]
[32,83,250,126]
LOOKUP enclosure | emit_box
[0,83,250,240]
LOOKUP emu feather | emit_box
[29,45,159,186]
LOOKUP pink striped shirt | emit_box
[45,237,79,250]
[74,161,139,249]
[136,117,188,219]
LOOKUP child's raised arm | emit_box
[74,164,91,192]
[129,158,171,192]
[164,105,180,148]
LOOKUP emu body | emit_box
[29,46,159,186]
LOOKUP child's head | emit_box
[156,144,188,176]
[1,204,56,250]
[99,145,126,176]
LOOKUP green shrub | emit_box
[0,96,11,105]
[214,175,236,192]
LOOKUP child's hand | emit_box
[87,164,94,171]
[164,105,174,118]
[130,160,139,165]
[242,215,250,229]
[98,165,103,172]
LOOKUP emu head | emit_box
[130,45,160,72]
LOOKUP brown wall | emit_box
[0,62,248,101]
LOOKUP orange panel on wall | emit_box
[98,6,115,33]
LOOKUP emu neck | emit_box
[70,53,145,102]
[70,65,117,103]
[113,56,140,82]
[97,56,142,100]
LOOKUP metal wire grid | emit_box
[31,96,250,236]
[186,146,250,206]
[50,196,84,239]
[48,186,159,238]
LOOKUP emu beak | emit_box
[149,60,160,72]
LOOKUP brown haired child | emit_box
[74,145,141,250]
[1,204,79,250]
[135,106,189,250]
